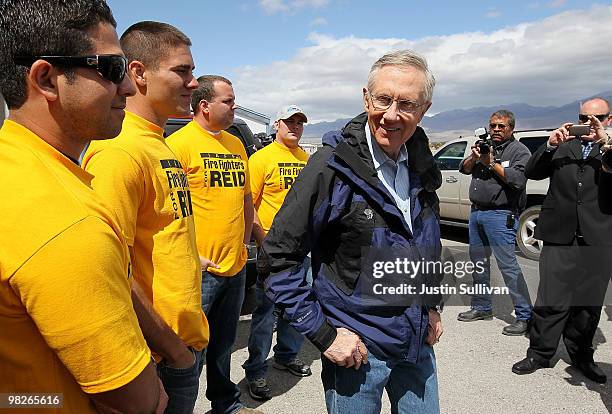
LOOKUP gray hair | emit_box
[490,109,516,129]
[367,49,436,103]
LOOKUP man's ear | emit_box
[129,60,146,87]
[199,99,210,115]
[29,60,60,102]
[363,87,369,112]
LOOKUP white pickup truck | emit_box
[432,130,552,260]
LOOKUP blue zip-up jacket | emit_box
[259,113,443,362]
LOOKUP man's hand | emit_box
[200,256,220,272]
[479,151,494,166]
[425,309,443,346]
[589,115,610,144]
[470,145,493,166]
[323,327,368,370]
[548,122,575,147]
[155,378,168,414]
[166,345,195,369]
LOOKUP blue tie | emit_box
[582,141,593,159]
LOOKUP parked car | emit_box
[433,130,552,260]
[164,116,262,288]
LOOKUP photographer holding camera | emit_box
[513,98,612,383]
[457,110,533,335]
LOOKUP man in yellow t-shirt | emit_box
[0,2,164,413]
[242,106,312,401]
[166,75,257,414]
[82,22,208,414]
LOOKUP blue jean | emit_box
[243,257,311,380]
[468,209,532,321]
[156,347,203,414]
[242,288,304,380]
[201,268,246,414]
[321,343,439,414]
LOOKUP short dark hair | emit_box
[120,21,191,71]
[0,0,116,109]
[191,75,232,113]
[490,109,516,129]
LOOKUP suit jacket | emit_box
[525,138,612,245]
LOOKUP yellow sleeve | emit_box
[83,148,143,246]
[9,217,150,394]
[241,146,251,197]
[166,136,188,173]
[248,153,265,206]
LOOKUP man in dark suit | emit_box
[512,97,612,383]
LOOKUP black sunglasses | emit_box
[578,113,610,123]
[489,123,508,130]
[14,54,128,84]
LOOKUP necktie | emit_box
[582,141,593,159]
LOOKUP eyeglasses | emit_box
[489,123,509,130]
[14,54,128,84]
[368,92,426,115]
[578,114,610,123]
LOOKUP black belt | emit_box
[472,205,514,212]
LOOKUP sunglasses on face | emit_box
[489,123,508,130]
[14,54,128,84]
[578,114,610,123]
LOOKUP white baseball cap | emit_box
[275,105,308,123]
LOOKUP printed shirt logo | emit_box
[277,162,306,190]
[200,153,246,188]
[160,159,193,219]
[364,208,374,220]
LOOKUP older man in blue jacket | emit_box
[259,50,443,414]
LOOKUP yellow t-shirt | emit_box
[0,120,150,413]
[166,120,250,277]
[249,141,309,233]
[83,111,209,352]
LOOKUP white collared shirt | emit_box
[365,127,412,231]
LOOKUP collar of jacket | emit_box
[333,113,441,191]
[326,113,440,238]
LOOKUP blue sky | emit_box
[107,0,612,122]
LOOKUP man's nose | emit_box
[186,75,198,90]
[118,72,137,97]
[383,101,400,119]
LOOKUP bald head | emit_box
[580,97,611,127]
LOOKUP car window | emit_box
[519,136,548,154]
[434,142,467,170]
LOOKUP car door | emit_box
[433,141,468,220]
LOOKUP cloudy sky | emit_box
[108,0,612,122]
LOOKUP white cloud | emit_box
[309,16,328,26]
[259,0,329,14]
[233,5,612,123]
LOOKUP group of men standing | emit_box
[0,1,310,412]
[457,101,612,384]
